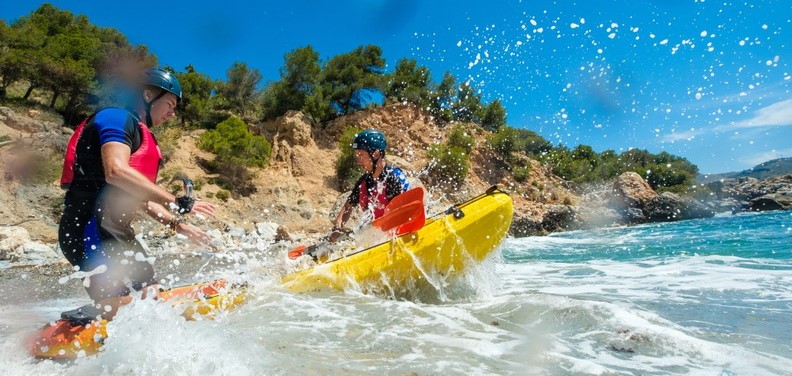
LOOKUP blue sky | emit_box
[4,0,791,174]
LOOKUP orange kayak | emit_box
[28,279,246,359]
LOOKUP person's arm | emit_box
[101,142,175,205]
[101,142,216,216]
[143,201,212,245]
[327,201,354,243]
[334,201,354,229]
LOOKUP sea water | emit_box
[0,210,790,375]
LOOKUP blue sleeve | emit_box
[391,167,410,192]
[93,108,137,147]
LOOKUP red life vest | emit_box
[60,117,90,189]
[61,116,162,189]
[358,178,390,219]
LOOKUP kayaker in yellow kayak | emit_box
[329,129,411,242]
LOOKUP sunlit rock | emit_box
[0,226,31,260]
[749,192,792,211]
[611,172,658,209]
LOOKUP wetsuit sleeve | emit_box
[92,108,139,148]
[385,167,410,201]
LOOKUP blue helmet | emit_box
[352,129,387,151]
[142,68,182,103]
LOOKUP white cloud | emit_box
[742,148,792,166]
[732,98,792,128]
[660,129,705,142]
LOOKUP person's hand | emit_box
[327,230,344,243]
[176,222,213,245]
[327,226,351,243]
[190,201,216,217]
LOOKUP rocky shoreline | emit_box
[511,171,792,235]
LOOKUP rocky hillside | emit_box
[698,158,792,183]
[0,104,578,246]
[1,102,789,260]
[6,105,792,262]
[244,103,579,236]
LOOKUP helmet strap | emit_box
[142,89,167,126]
[367,150,385,175]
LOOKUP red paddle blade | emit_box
[288,245,307,260]
[394,203,425,235]
[382,187,424,216]
[372,187,426,236]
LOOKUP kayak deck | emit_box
[282,187,513,293]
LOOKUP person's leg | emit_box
[84,186,156,302]
[58,192,94,267]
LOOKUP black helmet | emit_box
[142,68,182,103]
[352,129,387,151]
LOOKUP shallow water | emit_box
[1,211,790,375]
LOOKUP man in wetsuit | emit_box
[59,68,216,318]
[330,129,410,241]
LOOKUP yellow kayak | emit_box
[29,279,246,359]
[282,186,513,293]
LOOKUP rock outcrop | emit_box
[643,192,716,222]
[578,172,715,226]
[707,174,792,212]
[611,172,658,209]
[0,106,63,133]
[0,226,59,265]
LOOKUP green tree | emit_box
[335,126,364,190]
[480,99,506,131]
[427,145,470,188]
[321,45,386,116]
[40,30,98,108]
[198,116,271,168]
[3,4,155,121]
[261,46,322,120]
[592,149,621,180]
[0,20,9,48]
[384,58,431,108]
[5,14,48,101]
[452,81,483,123]
[0,22,32,97]
[174,64,216,127]
[302,85,334,123]
[217,61,262,118]
[487,126,518,161]
[447,124,475,154]
[429,71,456,123]
[515,128,552,156]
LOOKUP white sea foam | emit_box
[3,212,790,375]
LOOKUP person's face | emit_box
[354,149,381,172]
[147,91,178,126]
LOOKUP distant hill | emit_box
[698,158,792,183]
